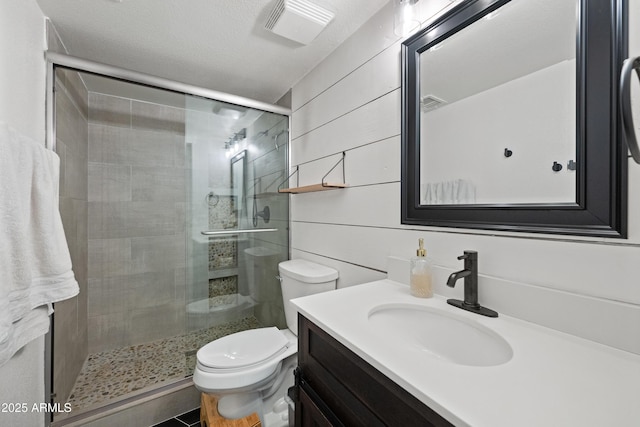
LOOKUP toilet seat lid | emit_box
[197,327,289,370]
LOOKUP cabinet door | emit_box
[297,384,341,427]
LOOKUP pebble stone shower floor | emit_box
[65,316,260,411]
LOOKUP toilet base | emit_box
[200,394,261,427]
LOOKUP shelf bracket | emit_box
[278,165,299,192]
[322,151,346,187]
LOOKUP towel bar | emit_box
[201,229,278,236]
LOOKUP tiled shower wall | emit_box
[54,67,89,405]
[87,92,188,354]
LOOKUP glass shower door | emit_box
[52,64,290,419]
[183,96,290,368]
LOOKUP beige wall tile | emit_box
[90,124,181,168]
[56,86,88,157]
[64,149,88,201]
[131,234,186,272]
[88,312,129,354]
[88,238,131,279]
[88,162,131,202]
[88,124,132,164]
[128,129,182,168]
[132,100,185,134]
[131,165,184,202]
[88,271,176,316]
[89,93,131,128]
[63,70,89,119]
[56,65,90,405]
[129,303,183,344]
[88,201,178,239]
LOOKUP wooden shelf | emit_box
[278,183,348,194]
[279,152,348,194]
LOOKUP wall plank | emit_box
[290,0,640,355]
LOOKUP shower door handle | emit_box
[201,228,278,236]
[620,56,640,164]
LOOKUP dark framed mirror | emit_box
[401,0,628,237]
[231,150,247,219]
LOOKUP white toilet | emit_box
[193,259,338,425]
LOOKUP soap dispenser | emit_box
[410,238,433,298]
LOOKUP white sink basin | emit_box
[368,303,513,367]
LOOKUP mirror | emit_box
[231,150,246,219]
[420,0,577,205]
[402,0,628,237]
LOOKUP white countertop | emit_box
[291,280,640,427]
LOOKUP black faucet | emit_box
[446,250,498,318]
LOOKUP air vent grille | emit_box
[265,0,286,30]
[421,95,447,112]
[264,0,335,45]
[287,0,334,25]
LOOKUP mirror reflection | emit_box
[419,0,578,205]
[231,150,246,217]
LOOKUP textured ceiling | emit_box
[36,0,389,104]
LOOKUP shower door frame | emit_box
[44,52,291,426]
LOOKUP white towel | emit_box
[0,121,79,367]
[423,183,434,204]
[424,179,476,204]
[456,179,476,204]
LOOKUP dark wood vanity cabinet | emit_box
[293,315,453,427]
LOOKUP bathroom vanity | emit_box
[294,315,451,426]
[291,280,640,426]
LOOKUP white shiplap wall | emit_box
[290,0,640,355]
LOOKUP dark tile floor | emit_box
[151,407,201,427]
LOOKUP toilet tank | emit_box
[278,259,338,335]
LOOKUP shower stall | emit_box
[47,56,290,424]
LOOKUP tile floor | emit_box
[151,407,201,427]
[66,316,260,411]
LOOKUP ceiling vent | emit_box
[421,95,447,112]
[265,0,335,45]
